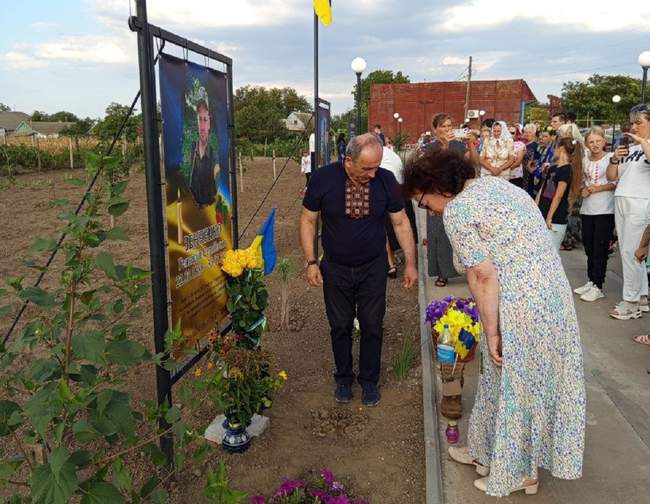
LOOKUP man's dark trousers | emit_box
[320,253,387,386]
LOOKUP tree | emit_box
[94,103,142,143]
[30,110,79,122]
[234,85,311,143]
[561,74,642,125]
[0,102,10,112]
[61,117,96,152]
[353,70,410,134]
[524,101,550,124]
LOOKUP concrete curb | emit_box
[415,206,444,504]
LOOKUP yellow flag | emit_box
[313,0,332,26]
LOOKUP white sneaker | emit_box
[574,281,593,295]
[640,295,649,313]
[581,286,605,302]
[610,301,642,320]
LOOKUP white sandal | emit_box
[474,476,539,495]
[448,446,490,476]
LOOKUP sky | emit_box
[1,0,650,119]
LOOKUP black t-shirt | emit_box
[189,143,218,206]
[538,163,572,224]
[424,139,467,157]
[302,161,404,266]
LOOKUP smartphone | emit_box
[619,136,631,147]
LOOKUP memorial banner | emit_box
[159,53,233,348]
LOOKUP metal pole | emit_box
[463,56,472,122]
[227,63,239,248]
[356,72,362,135]
[314,12,319,169]
[642,67,648,103]
[134,0,173,465]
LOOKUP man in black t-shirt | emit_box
[189,99,220,206]
[299,133,417,406]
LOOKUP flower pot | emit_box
[222,422,251,454]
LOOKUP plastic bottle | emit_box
[437,324,456,364]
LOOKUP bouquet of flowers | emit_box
[425,296,481,364]
[221,237,269,350]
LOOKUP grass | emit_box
[392,337,418,381]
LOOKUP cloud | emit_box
[441,52,514,73]
[31,21,59,30]
[2,35,133,69]
[441,56,467,66]
[91,0,308,30]
[434,0,650,33]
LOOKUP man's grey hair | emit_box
[345,133,383,161]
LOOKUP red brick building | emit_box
[369,79,537,141]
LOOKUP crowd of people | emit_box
[297,102,648,496]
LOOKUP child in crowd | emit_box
[300,149,311,188]
[536,137,583,249]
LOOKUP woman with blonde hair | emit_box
[574,127,616,302]
[479,121,514,179]
[536,137,584,249]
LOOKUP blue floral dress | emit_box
[443,176,586,497]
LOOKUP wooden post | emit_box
[238,150,244,192]
[122,136,127,156]
[35,136,41,171]
[272,149,276,181]
[264,138,267,157]
[69,137,74,169]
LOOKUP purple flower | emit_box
[310,489,328,500]
[331,481,345,492]
[250,497,266,504]
[320,468,335,486]
[326,496,351,504]
[273,479,305,497]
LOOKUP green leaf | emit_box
[57,379,75,403]
[0,400,21,436]
[30,449,79,504]
[111,457,132,492]
[94,252,117,280]
[72,330,105,363]
[69,450,91,468]
[143,444,167,466]
[7,276,24,291]
[29,238,58,253]
[23,386,62,439]
[73,419,100,443]
[80,481,125,504]
[19,287,55,307]
[0,304,11,318]
[164,406,181,424]
[48,198,71,208]
[100,227,129,242]
[148,487,168,504]
[106,340,147,366]
[108,196,129,217]
[140,476,161,498]
[0,461,17,481]
[112,180,128,196]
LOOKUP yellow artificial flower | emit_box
[278,370,288,381]
[194,367,203,377]
[222,249,244,277]
[207,361,214,370]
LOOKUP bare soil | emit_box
[0,158,425,503]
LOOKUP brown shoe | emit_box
[441,394,462,419]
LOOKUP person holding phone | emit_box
[606,104,650,320]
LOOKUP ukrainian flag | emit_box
[249,209,277,276]
[313,0,332,26]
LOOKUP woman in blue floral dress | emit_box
[403,150,585,497]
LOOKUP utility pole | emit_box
[463,56,473,123]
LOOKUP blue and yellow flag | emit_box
[249,209,276,276]
[313,0,332,26]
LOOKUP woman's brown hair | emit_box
[555,137,583,204]
[402,150,475,198]
[431,113,451,129]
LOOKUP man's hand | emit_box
[403,265,418,289]
[486,330,503,367]
[306,264,323,287]
[635,245,649,263]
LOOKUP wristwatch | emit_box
[305,259,318,268]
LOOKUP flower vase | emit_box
[222,421,251,454]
